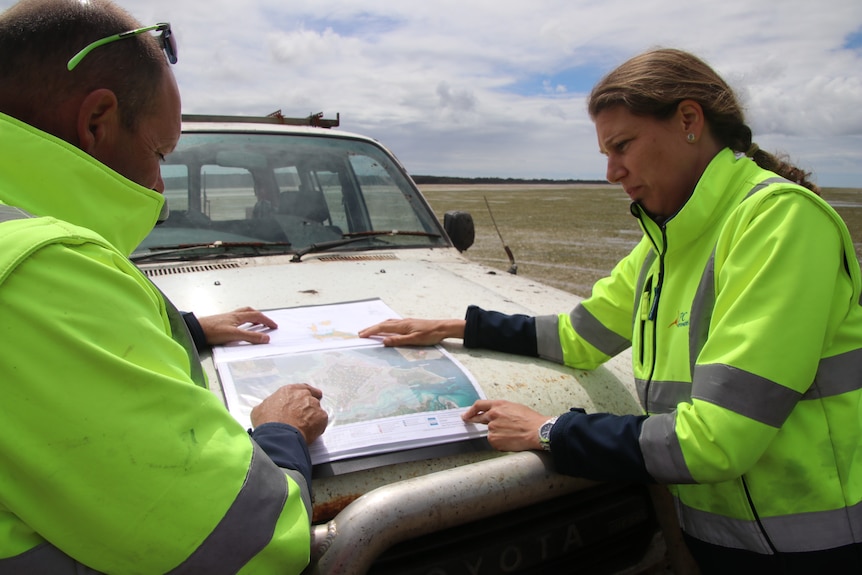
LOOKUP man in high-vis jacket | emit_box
[0,1,328,573]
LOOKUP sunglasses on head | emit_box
[67,22,177,71]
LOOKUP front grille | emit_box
[317,253,398,262]
[369,483,661,575]
[141,262,242,277]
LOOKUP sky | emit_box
[4,0,862,187]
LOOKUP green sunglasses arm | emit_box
[67,33,124,70]
[66,24,166,71]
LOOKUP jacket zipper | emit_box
[742,475,779,555]
[641,225,667,413]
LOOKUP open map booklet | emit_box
[212,299,487,465]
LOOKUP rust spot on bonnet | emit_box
[504,381,531,391]
[313,494,361,523]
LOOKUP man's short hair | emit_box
[0,0,168,131]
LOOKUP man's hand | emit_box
[358,318,466,347]
[251,384,328,444]
[462,399,549,452]
[198,307,277,346]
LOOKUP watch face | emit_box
[539,417,556,451]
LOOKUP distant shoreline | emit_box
[413,176,860,193]
[411,175,607,186]
[417,182,620,192]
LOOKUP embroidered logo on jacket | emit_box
[668,311,690,328]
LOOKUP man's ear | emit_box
[76,89,121,155]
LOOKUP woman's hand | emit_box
[462,399,549,452]
[359,318,466,347]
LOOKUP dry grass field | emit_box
[420,184,862,299]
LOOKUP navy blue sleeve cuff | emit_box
[550,408,655,483]
[181,311,208,352]
[463,305,538,356]
[250,423,313,490]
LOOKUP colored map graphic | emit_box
[214,300,486,464]
[307,320,356,342]
[225,346,481,427]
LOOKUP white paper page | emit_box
[213,299,486,464]
[212,298,401,363]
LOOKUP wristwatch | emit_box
[538,416,558,452]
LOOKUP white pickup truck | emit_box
[132,113,671,575]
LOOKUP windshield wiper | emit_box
[291,230,440,262]
[131,240,292,263]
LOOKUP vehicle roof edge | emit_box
[181,110,340,129]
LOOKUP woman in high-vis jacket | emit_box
[360,48,862,573]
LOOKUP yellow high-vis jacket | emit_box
[0,112,312,574]
[465,148,862,556]
[544,149,862,553]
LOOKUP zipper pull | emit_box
[648,285,661,320]
[641,276,653,321]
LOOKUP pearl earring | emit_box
[687,133,696,143]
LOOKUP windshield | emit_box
[133,130,447,261]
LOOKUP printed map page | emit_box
[213,299,486,464]
[212,298,397,362]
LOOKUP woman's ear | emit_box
[677,99,705,141]
[677,98,724,163]
[76,89,121,155]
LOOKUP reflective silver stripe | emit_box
[805,348,862,399]
[688,248,715,375]
[283,467,313,520]
[687,176,791,375]
[0,210,288,568]
[535,314,564,363]
[693,364,800,428]
[167,441,289,574]
[676,495,862,553]
[635,378,691,414]
[0,205,35,223]
[161,288,207,388]
[762,499,862,551]
[745,177,792,195]
[639,412,695,483]
[0,543,105,574]
[676,497,774,554]
[0,442,289,573]
[639,357,862,477]
[569,304,631,357]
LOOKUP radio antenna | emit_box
[484,195,517,275]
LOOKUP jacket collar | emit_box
[632,148,762,253]
[0,112,164,255]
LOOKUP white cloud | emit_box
[269,28,348,66]
[1,0,861,185]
